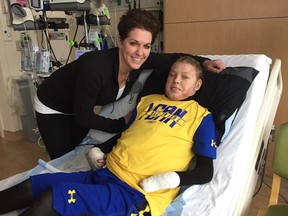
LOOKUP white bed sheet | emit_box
[0,54,272,216]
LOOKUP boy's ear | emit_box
[194,79,202,91]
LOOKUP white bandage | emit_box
[140,171,180,193]
[87,147,105,170]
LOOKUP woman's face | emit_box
[165,62,202,101]
[118,28,152,70]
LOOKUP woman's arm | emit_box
[144,52,225,72]
[94,133,121,154]
[73,51,127,133]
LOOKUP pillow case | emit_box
[195,67,259,143]
[138,66,259,144]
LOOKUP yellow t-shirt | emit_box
[106,94,215,215]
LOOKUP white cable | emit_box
[38,159,61,173]
[114,8,117,46]
[106,25,116,47]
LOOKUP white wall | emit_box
[0,12,23,136]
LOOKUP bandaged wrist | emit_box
[140,171,180,193]
[87,147,105,170]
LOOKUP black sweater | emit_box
[37,47,209,133]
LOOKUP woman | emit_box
[35,8,225,159]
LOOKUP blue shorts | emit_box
[30,168,150,216]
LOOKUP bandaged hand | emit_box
[87,147,106,170]
[140,171,180,193]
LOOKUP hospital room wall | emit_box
[0,13,25,139]
[163,0,288,176]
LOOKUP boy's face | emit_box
[165,62,202,101]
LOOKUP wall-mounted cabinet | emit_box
[164,0,288,23]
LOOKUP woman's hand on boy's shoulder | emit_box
[202,59,226,73]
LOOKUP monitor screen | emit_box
[29,0,43,10]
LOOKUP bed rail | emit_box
[233,59,283,215]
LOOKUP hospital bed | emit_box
[0,54,283,216]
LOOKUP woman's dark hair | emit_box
[117,9,161,44]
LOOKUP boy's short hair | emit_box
[173,56,203,80]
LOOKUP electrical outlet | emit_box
[15,40,24,51]
[140,0,161,8]
[2,28,12,42]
